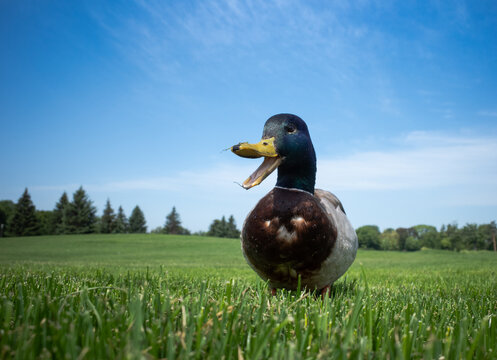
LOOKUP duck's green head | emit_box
[231,114,317,194]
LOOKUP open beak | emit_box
[231,137,282,189]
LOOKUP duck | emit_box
[231,114,358,296]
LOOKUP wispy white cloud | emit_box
[32,163,271,195]
[92,0,378,84]
[477,110,497,117]
[93,0,476,123]
[317,132,497,192]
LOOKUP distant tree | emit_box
[405,236,421,251]
[396,228,408,251]
[10,188,40,236]
[163,207,190,235]
[113,206,128,234]
[440,237,452,250]
[51,192,69,234]
[0,200,15,237]
[443,223,463,251]
[356,225,381,249]
[413,225,440,249]
[208,216,227,238]
[438,222,497,251]
[227,215,241,238]
[207,215,240,238]
[0,208,6,237]
[379,228,400,250]
[64,186,97,234]
[129,206,147,233]
[94,216,101,232]
[100,199,116,234]
[36,210,54,235]
[460,223,479,250]
[396,227,418,251]
[476,223,493,251]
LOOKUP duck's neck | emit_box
[276,162,316,194]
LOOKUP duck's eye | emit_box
[285,125,296,134]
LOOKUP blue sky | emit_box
[1,0,497,232]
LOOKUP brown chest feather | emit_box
[242,188,336,281]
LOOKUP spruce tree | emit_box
[207,219,221,237]
[64,186,97,234]
[208,216,227,237]
[100,199,116,234]
[227,215,241,238]
[220,216,228,236]
[114,206,128,234]
[163,206,187,235]
[0,208,6,237]
[52,192,69,234]
[36,210,54,235]
[207,215,240,238]
[129,205,147,233]
[10,188,40,236]
[0,200,15,237]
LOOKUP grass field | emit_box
[0,234,496,359]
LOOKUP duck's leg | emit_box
[271,288,277,296]
[321,285,331,299]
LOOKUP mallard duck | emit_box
[231,114,358,296]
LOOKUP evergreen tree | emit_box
[113,206,128,234]
[163,206,189,235]
[208,217,226,237]
[0,200,15,237]
[64,186,97,234]
[226,215,241,238]
[0,208,6,237]
[36,210,54,235]
[100,199,116,234]
[207,215,240,238]
[129,205,147,233]
[51,192,69,234]
[10,188,40,236]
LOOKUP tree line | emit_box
[0,188,240,239]
[356,223,497,252]
[3,188,495,251]
[148,207,240,239]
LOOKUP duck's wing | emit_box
[314,189,346,215]
[313,188,358,286]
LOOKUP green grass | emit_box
[0,234,251,278]
[0,234,496,359]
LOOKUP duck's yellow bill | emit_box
[230,137,278,158]
[241,156,282,189]
[230,137,281,189]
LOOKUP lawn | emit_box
[0,234,496,359]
